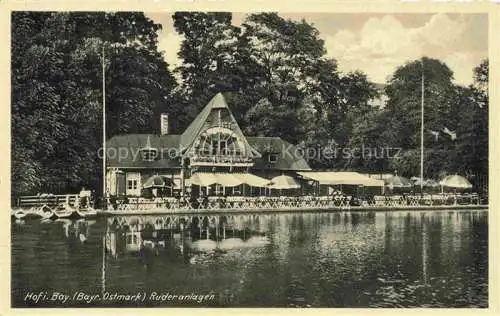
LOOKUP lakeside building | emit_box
[105,93,313,197]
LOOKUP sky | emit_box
[145,12,488,86]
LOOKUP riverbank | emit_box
[97,204,488,216]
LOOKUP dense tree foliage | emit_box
[12,12,176,195]
[171,12,241,131]
[347,57,488,192]
[11,11,488,196]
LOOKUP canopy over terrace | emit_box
[270,175,300,190]
[296,171,385,195]
[189,173,271,196]
[189,172,271,196]
[190,173,271,187]
[296,172,385,187]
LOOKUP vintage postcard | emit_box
[3,0,498,313]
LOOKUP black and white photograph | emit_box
[10,7,490,309]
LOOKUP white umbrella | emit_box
[142,175,175,189]
[384,175,413,188]
[440,174,472,189]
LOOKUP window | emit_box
[195,127,245,158]
[127,180,138,190]
[139,136,158,161]
[211,140,218,155]
[126,172,141,196]
[269,154,278,163]
[220,140,227,155]
[141,149,158,161]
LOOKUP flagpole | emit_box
[420,58,425,193]
[102,43,107,202]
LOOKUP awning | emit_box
[297,171,384,187]
[216,173,244,187]
[270,175,300,189]
[189,173,243,187]
[189,173,218,186]
[233,173,271,187]
[188,173,271,187]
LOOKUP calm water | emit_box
[12,210,488,308]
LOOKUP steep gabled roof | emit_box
[105,134,311,171]
[180,93,260,157]
[106,134,181,168]
[179,94,226,151]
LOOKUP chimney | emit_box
[160,113,169,135]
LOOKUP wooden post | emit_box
[170,170,174,197]
[101,232,106,296]
[180,157,185,196]
[216,217,219,239]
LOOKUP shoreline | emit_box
[96,204,488,216]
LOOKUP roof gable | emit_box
[180,93,260,157]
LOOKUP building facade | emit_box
[105,93,311,197]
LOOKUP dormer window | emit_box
[269,154,278,163]
[139,136,158,162]
[141,149,158,161]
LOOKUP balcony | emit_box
[190,154,254,167]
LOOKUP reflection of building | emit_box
[106,93,310,197]
[104,215,270,257]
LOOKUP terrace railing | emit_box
[16,194,79,208]
[15,192,484,211]
[106,192,483,212]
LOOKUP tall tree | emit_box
[239,13,326,144]
[452,59,488,190]
[11,12,176,195]
[172,12,241,131]
[365,57,458,177]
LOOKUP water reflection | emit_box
[105,215,271,260]
[11,210,487,307]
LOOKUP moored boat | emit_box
[38,204,55,219]
[75,206,98,218]
[12,209,29,220]
[52,204,77,219]
[53,203,97,219]
[12,206,46,220]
